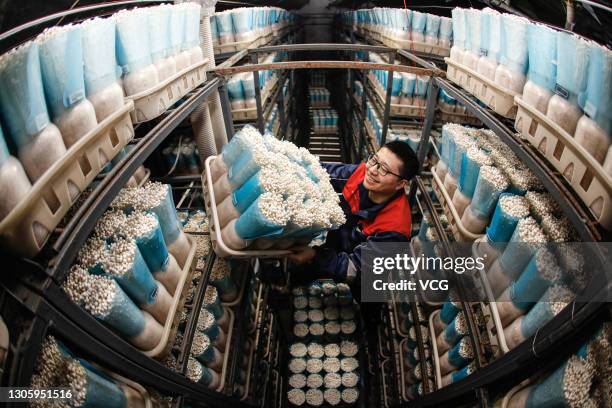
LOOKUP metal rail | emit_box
[212,60,435,76]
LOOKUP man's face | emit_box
[363,147,406,194]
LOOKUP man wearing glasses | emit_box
[288,140,419,293]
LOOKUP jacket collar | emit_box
[354,182,403,221]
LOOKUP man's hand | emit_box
[287,246,317,264]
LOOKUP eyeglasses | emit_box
[367,155,403,179]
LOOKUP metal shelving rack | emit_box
[0,2,609,406]
[336,21,610,407]
[0,2,294,408]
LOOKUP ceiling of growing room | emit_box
[0,0,609,47]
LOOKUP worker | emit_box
[288,140,419,295]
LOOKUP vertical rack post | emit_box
[277,77,286,137]
[218,79,235,139]
[380,50,396,146]
[408,79,439,203]
[359,50,369,159]
[251,51,265,134]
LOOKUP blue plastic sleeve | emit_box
[411,12,426,33]
[580,44,612,135]
[82,365,127,408]
[470,177,505,219]
[486,193,523,248]
[82,18,118,95]
[448,339,471,368]
[510,255,555,310]
[228,148,261,189]
[521,300,555,340]
[443,320,461,346]
[525,361,566,408]
[0,42,50,147]
[148,184,181,245]
[112,246,158,306]
[232,171,264,213]
[458,152,481,198]
[498,234,539,282]
[98,280,145,339]
[0,125,9,166]
[451,364,472,383]
[116,11,153,74]
[440,302,460,324]
[234,197,285,240]
[526,24,557,92]
[136,221,169,274]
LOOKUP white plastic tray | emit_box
[431,166,484,241]
[127,59,208,123]
[0,101,135,257]
[143,235,197,358]
[437,106,482,126]
[514,96,612,230]
[445,58,518,119]
[378,30,450,57]
[202,156,293,258]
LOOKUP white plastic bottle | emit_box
[115,8,160,97]
[148,5,177,82]
[81,17,125,123]
[494,14,528,93]
[0,41,67,183]
[411,11,426,44]
[521,24,557,114]
[574,43,612,164]
[546,32,589,135]
[38,25,98,147]
[185,3,204,65]
[0,125,32,220]
[462,9,481,72]
[173,4,193,72]
[450,8,467,65]
[477,9,501,81]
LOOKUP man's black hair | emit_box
[383,140,419,180]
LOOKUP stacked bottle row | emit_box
[31,336,147,407]
[212,7,295,46]
[227,52,289,111]
[265,80,290,134]
[288,282,360,406]
[357,52,430,107]
[183,257,240,390]
[209,126,346,251]
[435,124,578,242]
[309,88,331,108]
[352,80,387,147]
[61,182,192,352]
[450,7,611,170]
[0,2,205,223]
[342,8,452,49]
[311,109,339,133]
[395,304,439,398]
